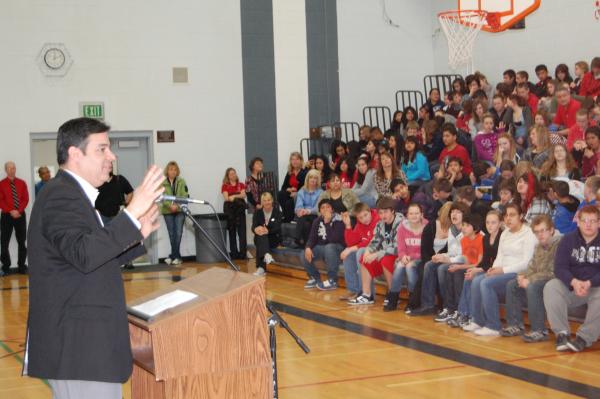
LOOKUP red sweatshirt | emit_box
[344,209,379,248]
[0,177,29,214]
[579,72,600,98]
[527,93,539,115]
[553,99,581,129]
[439,144,473,175]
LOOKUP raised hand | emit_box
[126,165,165,220]
[139,204,161,239]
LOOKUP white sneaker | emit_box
[253,267,266,276]
[462,321,482,332]
[474,327,500,336]
[164,257,173,265]
[264,253,274,265]
[171,258,183,266]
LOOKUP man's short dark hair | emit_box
[456,186,476,202]
[463,213,482,233]
[516,82,530,91]
[57,117,110,165]
[442,123,457,136]
[535,64,548,73]
[586,126,600,140]
[499,160,515,172]
[390,178,407,192]
[433,178,452,193]
[447,156,463,167]
[516,70,529,80]
[551,180,570,198]
[450,201,470,216]
[318,199,333,210]
[503,69,516,80]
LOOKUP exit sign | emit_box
[80,102,104,120]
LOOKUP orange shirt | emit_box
[461,233,484,266]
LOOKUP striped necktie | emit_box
[10,180,19,210]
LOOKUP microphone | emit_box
[156,195,208,205]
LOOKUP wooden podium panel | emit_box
[128,268,273,399]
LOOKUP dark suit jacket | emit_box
[25,169,145,383]
[251,207,283,244]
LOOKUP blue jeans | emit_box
[421,261,450,309]
[343,248,365,294]
[472,272,517,331]
[164,212,185,259]
[302,243,344,283]
[506,278,550,332]
[390,260,420,292]
[458,272,485,316]
[358,194,377,209]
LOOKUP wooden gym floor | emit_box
[1,261,600,398]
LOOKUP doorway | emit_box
[29,130,157,264]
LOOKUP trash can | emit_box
[192,213,228,264]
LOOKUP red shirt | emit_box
[438,144,473,175]
[527,93,539,115]
[579,72,600,98]
[553,99,581,129]
[344,209,379,248]
[339,172,354,189]
[566,124,585,151]
[461,233,483,265]
[289,173,299,189]
[221,182,245,196]
[0,177,29,214]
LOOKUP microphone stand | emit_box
[179,204,309,399]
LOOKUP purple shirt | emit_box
[473,131,499,163]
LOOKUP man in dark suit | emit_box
[25,117,165,399]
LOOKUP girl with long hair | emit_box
[374,152,407,198]
[522,126,551,170]
[516,172,551,224]
[540,144,581,180]
[401,136,431,185]
[278,152,308,222]
[352,155,377,208]
[222,167,247,259]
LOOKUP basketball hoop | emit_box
[438,9,488,71]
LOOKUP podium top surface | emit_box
[127,267,264,329]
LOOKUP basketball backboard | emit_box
[457,0,541,32]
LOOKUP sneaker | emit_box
[304,278,318,289]
[348,294,375,305]
[500,325,524,337]
[171,258,183,266]
[404,305,413,315]
[462,321,482,332]
[383,292,400,312]
[522,331,549,343]
[253,267,266,276]
[317,279,338,291]
[567,335,588,352]
[408,306,437,316]
[264,253,274,265]
[164,257,173,265]
[448,314,469,328]
[434,309,453,323]
[555,332,570,351]
[474,327,500,337]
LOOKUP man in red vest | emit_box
[0,161,29,275]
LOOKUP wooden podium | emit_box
[127,267,273,399]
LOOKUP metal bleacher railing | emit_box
[362,106,392,132]
[395,90,425,113]
[423,74,463,98]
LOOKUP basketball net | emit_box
[438,10,488,72]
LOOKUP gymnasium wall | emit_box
[0,0,246,259]
[431,0,600,84]
[337,0,436,122]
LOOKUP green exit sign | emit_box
[80,102,104,120]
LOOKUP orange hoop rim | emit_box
[438,9,488,20]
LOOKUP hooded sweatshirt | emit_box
[306,214,345,249]
[367,212,404,260]
[344,209,380,248]
[492,224,537,274]
[521,234,561,282]
[553,196,580,234]
[396,218,429,261]
[554,230,600,288]
[443,224,464,263]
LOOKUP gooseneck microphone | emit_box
[156,195,208,205]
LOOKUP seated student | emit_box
[294,169,323,247]
[334,156,355,189]
[517,172,552,224]
[491,159,515,201]
[390,110,403,137]
[501,215,560,341]
[278,152,308,223]
[556,64,574,87]
[464,203,537,336]
[374,151,407,198]
[384,203,428,312]
[358,124,372,152]
[548,180,579,234]
[492,180,517,215]
[566,109,590,152]
[424,88,445,118]
[544,205,600,352]
[490,94,509,129]
[535,64,552,97]
[582,126,600,178]
[522,126,551,170]
[577,176,600,214]
[423,119,444,163]
[455,211,503,327]
[413,178,453,222]
[471,161,496,198]
[384,131,403,165]
[416,202,469,321]
[315,155,332,189]
[502,69,517,93]
[473,113,500,164]
[540,144,581,181]
[318,173,359,215]
[302,199,345,291]
[400,106,419,137]
[516,70,538,96]
[493,134,520,174]
[401,136,431,186]
[436,156,471,189]
[329,140,348,169]
[405,121,424,145]
[348,198,404,305]
[455,186,491,223]
[506,94,533,147]
[245,157,265,212]
[468,100,487,139]
[390,179,411,216]
[570,61,589,95]
[578,56,600,99]
[352,155,377,208]
[516,82,539,115]
[445,213,484,327]
[445,90,463,118]
[438,123,473,176]
[551,85,581,138]
[340,203,379,301]
[252,192,283,276]
[221,167,247,260]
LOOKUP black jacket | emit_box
[421,221,448,263]
[252,207,283,243]
[25,170,145,382]
[279,169,308,195]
